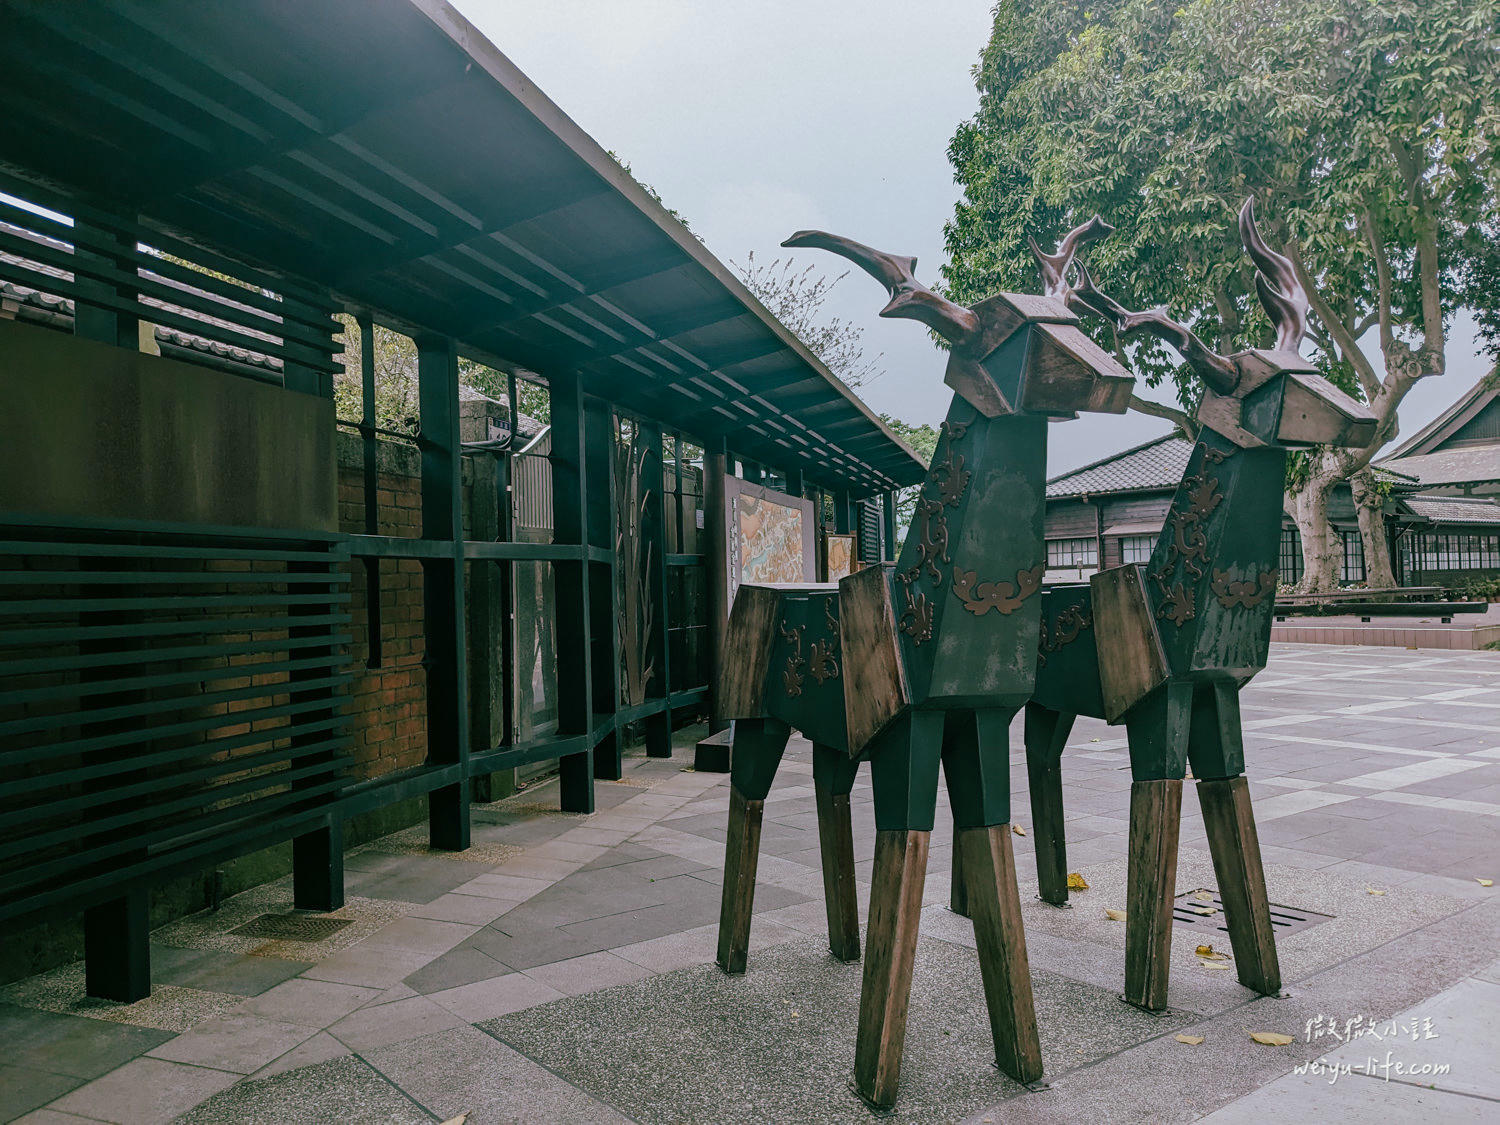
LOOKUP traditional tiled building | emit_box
[1044,376,1500,589]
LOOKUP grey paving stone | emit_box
[483,934,1189,1125]
[150,949,310,998]
[406,892,520,926]
[1311,975,1500,1101]
[360,917,477,958]
[365,1024,633,1125]
[145,1012,318,1074]
[0,1004,173,1080]
[245,1031,350,1081]
[1195,1069,1496,1123]
[9,1109,103,1125]
[0,1064,85,1123]
[326,994,464,1052]
[522,951,653,996]
[463,922,606,970]
[298,945,434,988]
[50,1057,240,1125]
[234,979,381,1028]
[402,947,512,995]
[428,972,565,1023]
[344,862,476,904]
[174,1054,429,1125]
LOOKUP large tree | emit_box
[944,0,1500,590]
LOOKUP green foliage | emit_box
[333,316,549,436]
[879,414,940,532]
[944,0,1500,409]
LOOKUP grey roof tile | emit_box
[1404,494,1500,526]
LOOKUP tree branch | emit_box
[1385,138,1444,360]
[1360,202,1396,358]
[1289,243,1382,399]
[1129,394,1198,441]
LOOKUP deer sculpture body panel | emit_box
[713,229,1134,1107]
[973,200,1377,1013]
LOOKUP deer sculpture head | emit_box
[1037,198,1377,450]
[781,230,1134,418]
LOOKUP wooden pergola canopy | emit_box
[0,0,925,496]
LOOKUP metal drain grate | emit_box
[230,912,352,942]
[1172,889,1331,937]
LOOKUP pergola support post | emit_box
[703,436,730,736]
[882,490,897,562]
[84,889,150,1003]
[587,399,622,780]
[469,450,512,801]
[551,373,597,813]
[293,816,345,911]
[418,335,471,851]
[641,421,673,757]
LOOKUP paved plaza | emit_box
[2,642,1498,1124]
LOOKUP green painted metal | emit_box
[867,710,946,833]
[729,718,792,801]
[758,588,848,752]
[940,709,1016,829]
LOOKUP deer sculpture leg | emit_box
[813,743,861,963]
[1189,683,1281,996]
[716,717,792,975]
[943,708,1044,1085]
[1121,681,1192,1011]
[1025,703,1077,907]
[854,709,944,1109]
[948,703,1075,915]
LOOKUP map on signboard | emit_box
[826,534,855,581]
[737,493,805,584]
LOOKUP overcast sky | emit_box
[454,0,1492,475]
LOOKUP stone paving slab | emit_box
[364,1025,633,1125]
[485,933,1192,1125]
[1,644,1496,1123]
[174,1055,429,1125]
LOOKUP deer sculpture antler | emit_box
[1238,198,1308,353]
[1031,197,1310,398]
[781,230,980,349]
[1031,216,1239,396]
[1028,215,1113,303]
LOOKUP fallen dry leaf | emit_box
[1199,959,1231,970]
[1192,890,1214,903]
[1067,872,1090,891]
[1195,944,1228,960]
[1190,905,1219,916]
[1104,907,1127,921]
[1367,887,1387,896]
[1249,1031,1295,1047]
[1012,824,1027,836]
[1479,878,1494,887]
[440,1115,469,1125]
[1175,1033,1205,1045]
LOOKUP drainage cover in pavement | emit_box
[230,912,352,942]
[1173,890,1331,937]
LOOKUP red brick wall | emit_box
[337,448,430,780]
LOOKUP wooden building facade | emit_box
[1045,418,1500,590]
[0,0,923,998]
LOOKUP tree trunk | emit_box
[1289,477,1340,593]
[1350,470,1397,589]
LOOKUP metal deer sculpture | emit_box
[990,199,1376,1012]
[713,227,1134,1107]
